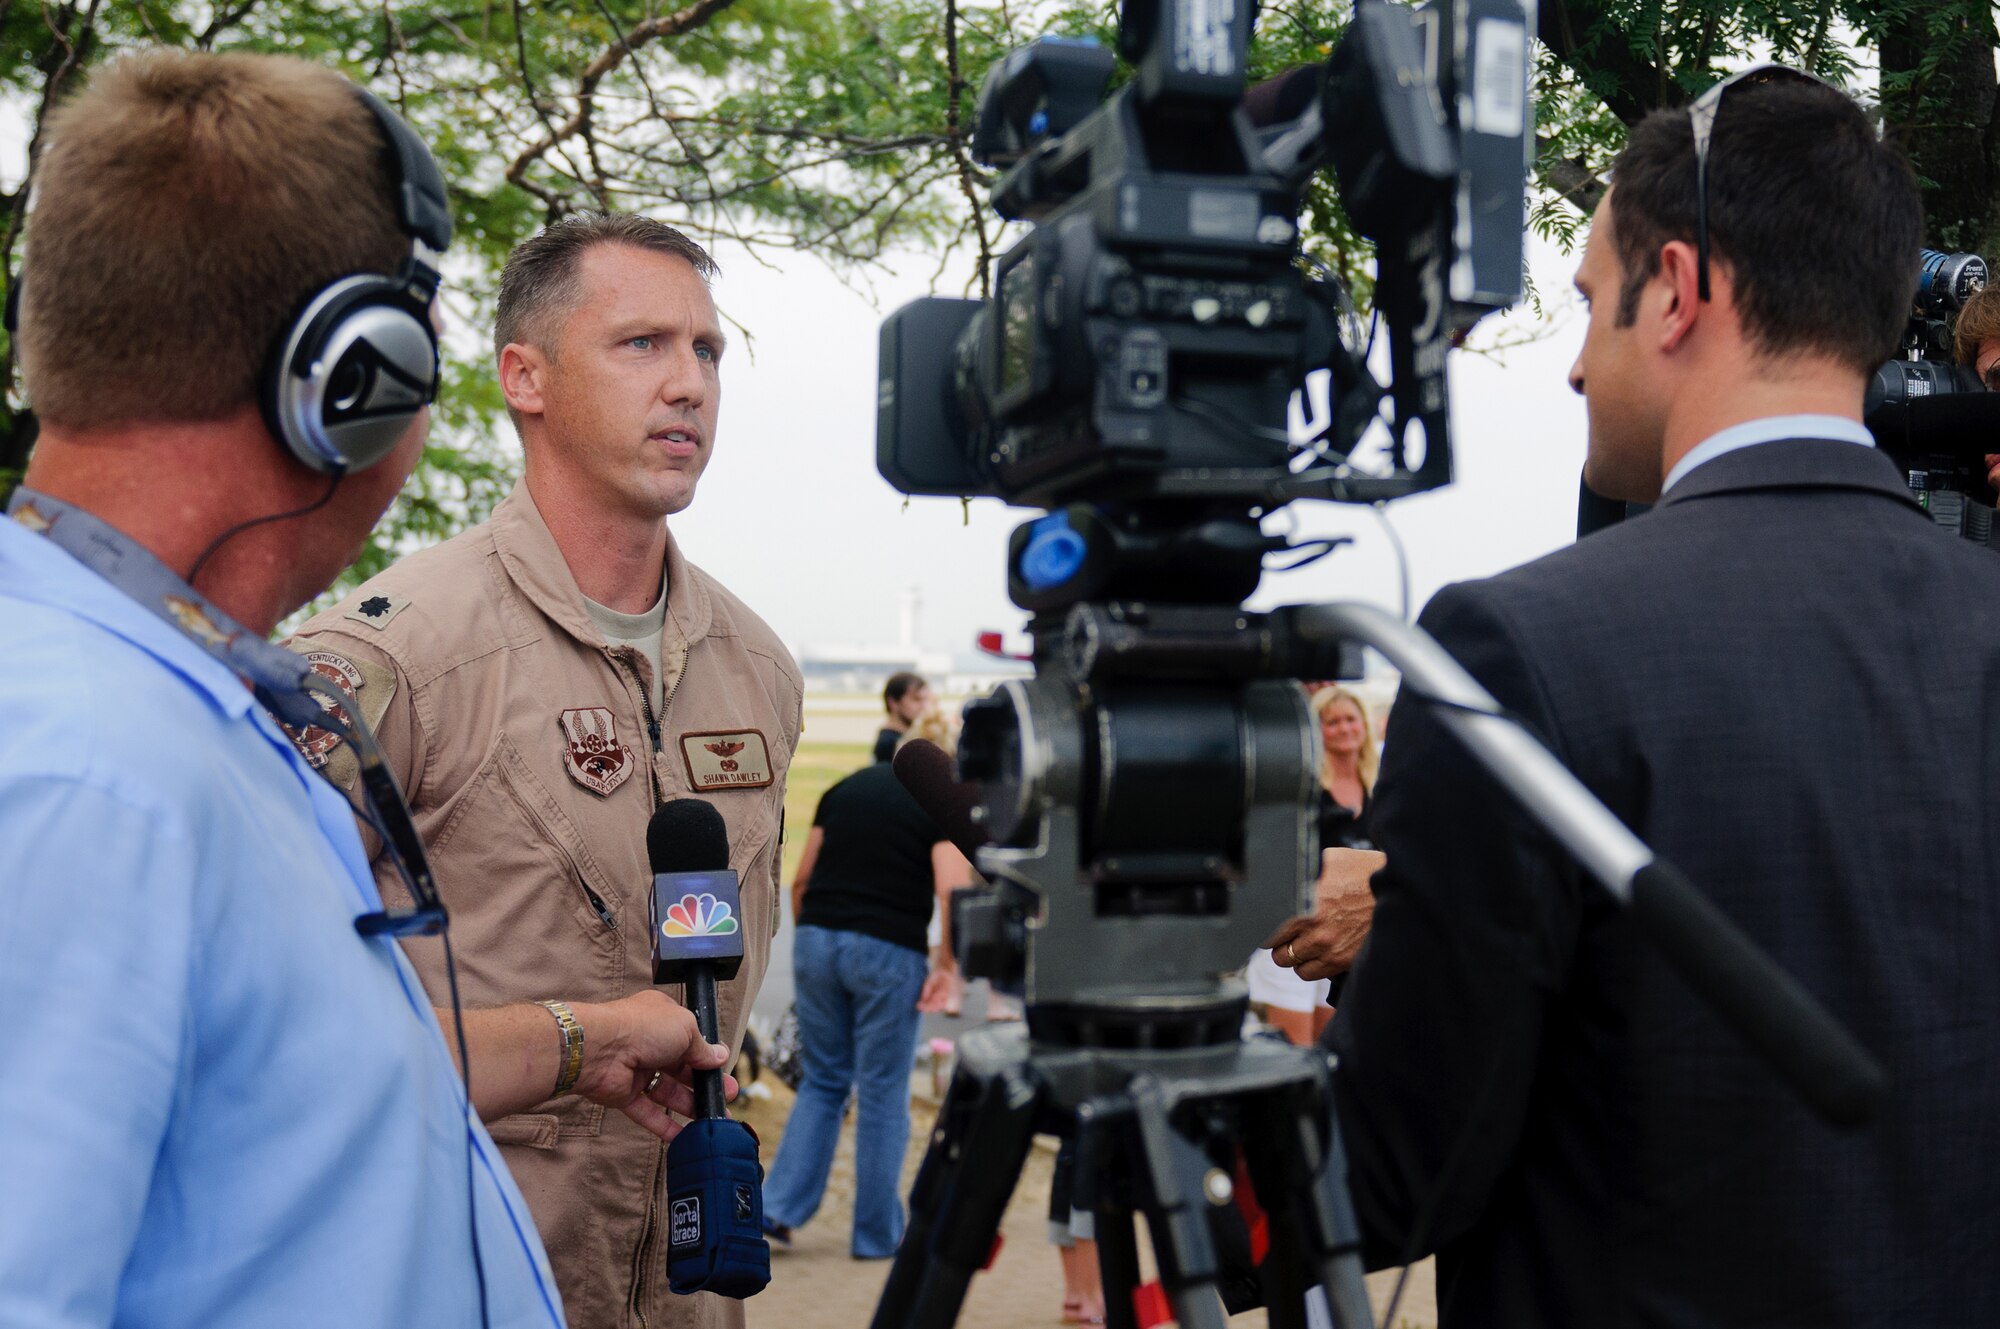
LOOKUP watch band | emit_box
[538,999,585,1097]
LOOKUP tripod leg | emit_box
[869,1059,1042,1329]
[871,1064,978,1328]
[1231,1143,1309,1329]
[1127,1078,1230,1329]
[1093,1205,1144,1329]
[1240,1069,1372,1329]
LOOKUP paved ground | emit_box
[738,1077,1437,1329]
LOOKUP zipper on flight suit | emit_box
[579,880,618,931]
[619,644,685,1328]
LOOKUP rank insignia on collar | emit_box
[11,501,51,533]
[679,729,774,791]
[560,707,636,796]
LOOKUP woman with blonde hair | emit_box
[1309,685,1378,852]
[1246,684,1382,1044]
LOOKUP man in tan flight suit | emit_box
[288,215,801,1329]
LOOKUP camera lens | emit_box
[1916,250,1987,316]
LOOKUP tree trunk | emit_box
[1880,4,2000,255]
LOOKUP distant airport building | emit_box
[794,587,1032,696]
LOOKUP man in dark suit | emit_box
[1290,74,2000,1326]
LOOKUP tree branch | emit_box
[1539,0,1681,126]
[1540,140,1608,215]
[505,0,737,203]
[197,0,260,49]
[945,0,994,298]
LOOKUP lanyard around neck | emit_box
[7,488,446,937]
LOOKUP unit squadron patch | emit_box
[560,707,636,796]
[278,650,398,787]
[285,652,365,769]
[678,729,774,791]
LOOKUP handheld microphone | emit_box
[648,800,770,1299]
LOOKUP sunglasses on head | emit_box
[1687,64,1840,302]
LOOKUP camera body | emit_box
[879,0,1534,516]
[1864,249,2000,542]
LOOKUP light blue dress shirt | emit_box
[0,518,564,1329]
[1661,412,1877,494]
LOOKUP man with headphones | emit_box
[0,52,730,1327]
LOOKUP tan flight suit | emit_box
[286,483,801,1329]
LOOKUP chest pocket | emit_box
[430,734,627,982]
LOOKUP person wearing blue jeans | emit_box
[763,721,967,1258]
[763,926,928,1255]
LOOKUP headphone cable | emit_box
[187,471,343,589]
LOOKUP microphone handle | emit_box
[687,966,729,1120]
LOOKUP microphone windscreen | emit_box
[1241,64,1324,129]
[647,799,731,876]
[892,739,990,861]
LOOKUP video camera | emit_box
[1863,248,2000,542]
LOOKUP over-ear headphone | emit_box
[2,84,453,476]
[259,87,454,476]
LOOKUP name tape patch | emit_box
[679,729,775,791]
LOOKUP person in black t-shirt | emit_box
[761,710,968,1259]
[870,670,931,764]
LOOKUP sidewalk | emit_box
[737,1076,1437,1328]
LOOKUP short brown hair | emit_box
[883,671,927,709]
[493,214,717,363]
[1955,285,2000,365]
[17,52,409,429]
[1608,78,1920,375]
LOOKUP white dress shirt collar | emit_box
[1661,414,1876,495]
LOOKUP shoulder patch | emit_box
[343,590,412,630]
[281,650,399,787]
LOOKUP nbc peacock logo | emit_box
[661,892,739,939]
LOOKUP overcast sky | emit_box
[668,231,1592,661]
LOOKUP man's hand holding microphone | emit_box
[441,990,736,1143]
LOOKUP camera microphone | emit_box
[647,800,770,1299]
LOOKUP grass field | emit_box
[780,740,873,887]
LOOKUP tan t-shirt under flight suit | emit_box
[286,483,802,1329]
